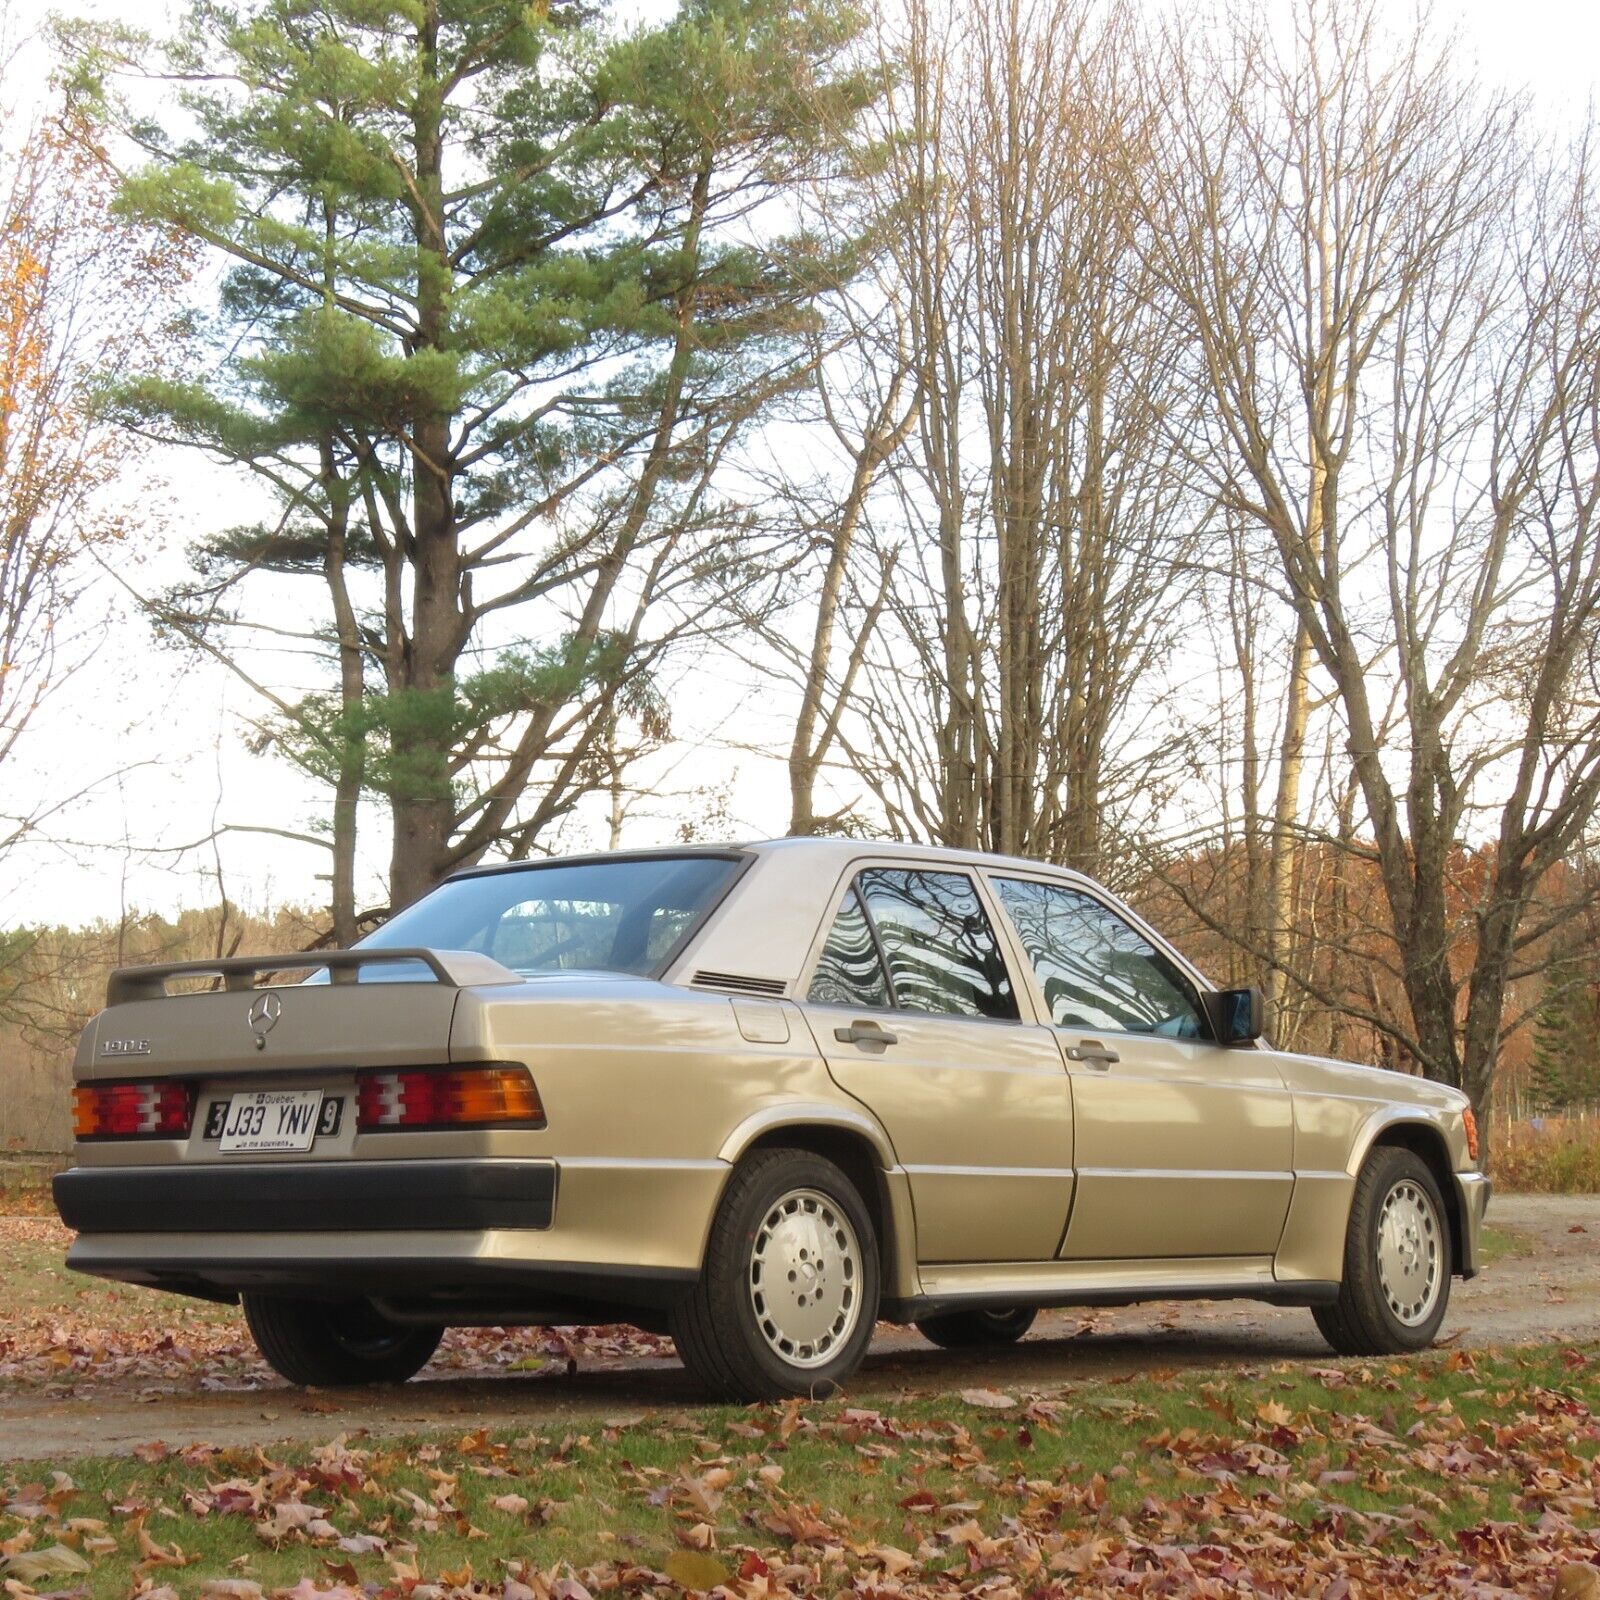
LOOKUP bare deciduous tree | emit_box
[1148,0,1600,1137]
[826,0,1204,874]
[0,100,190,870]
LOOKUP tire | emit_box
[243,1294,442,1387]
[1313,1146,1453,1356]
[915,1306,1037,1349]
[670,1148,881,1401]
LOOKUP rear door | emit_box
[986,873,1294,1261]
[802,866,1073,1264]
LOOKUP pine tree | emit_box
[60,0,875,910]
[1529,951,1600,1114]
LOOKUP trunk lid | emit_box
[77,948,520,1082]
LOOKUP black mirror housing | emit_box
[1206,986,1264,1045]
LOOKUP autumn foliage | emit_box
[0,111,192,837]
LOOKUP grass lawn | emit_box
[4,1344,1599,1597]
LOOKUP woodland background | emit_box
[4,0,1600,1162]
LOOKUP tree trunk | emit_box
[389,0,462,910]
[788,380,910,836]
[319,434,364,945]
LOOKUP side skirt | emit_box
[884,1255,1338,1323]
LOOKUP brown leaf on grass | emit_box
[1555,1565,1600,1599]
[959,1388,1016,1409]
[133,1519,197,1574]
[3,1543,91,1582]
[272,1582,362,1600]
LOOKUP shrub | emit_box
[1491,1117,1600,1193]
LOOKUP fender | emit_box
[717,1101,899,1169]
[1345,1103,1460,1178]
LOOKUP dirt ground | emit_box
[1,1193,1594,1462]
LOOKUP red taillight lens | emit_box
[1463,1106,1480,1162]
[73,1080,196,1140]
[356,1066,543,1131]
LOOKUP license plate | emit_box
[216,1089,325,1153]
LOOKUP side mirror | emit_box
[1206,986,1264,1045]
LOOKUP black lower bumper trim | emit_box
[53,1159,555,1234]
[63,1249,695,1315]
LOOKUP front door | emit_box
[986,874,1294,1262]
[803,866,1074,1263]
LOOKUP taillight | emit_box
[1463,1106,1480,1162]
[73,1080,196,1140]
[356,1066,543,1131]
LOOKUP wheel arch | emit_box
[1362,1120,1467,1278]
[715,1108,918,1301]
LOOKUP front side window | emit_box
[991,876,1204,1038]
[856,868,1018,1020]
[807,889,891,1008]
[355,854,741,977]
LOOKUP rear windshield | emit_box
[353,854,741,978]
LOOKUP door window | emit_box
[808,888,891,1007]
[856,869,1019,1020]
[991,876,1205,1038]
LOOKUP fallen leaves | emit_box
[1,1250,1599,1600]
[0,1218,675,1399]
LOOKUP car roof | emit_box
[451,836,1100,893]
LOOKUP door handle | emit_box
[834,1021,899,1048]
[1064,1040,1120,1070]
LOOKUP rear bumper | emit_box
[54,1158,556,1234]
[1454,1170,1491,1278]
[55,1154,728,1318]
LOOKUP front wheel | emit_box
[915,1306,1037,1349]
[670,1148,880,1400]
[1314,1147,1452,1356]
[243,1294,442,1387]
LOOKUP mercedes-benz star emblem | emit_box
[247,992,283,1050]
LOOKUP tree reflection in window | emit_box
[992,877,1204,1038]
[808,888,891,1007]
[856,869,1018,1020]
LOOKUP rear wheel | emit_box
[670,1148,880,1400]
[915,1306,1037,1349]
[1314,1146,1452,1356]
[243,1294,442,1387]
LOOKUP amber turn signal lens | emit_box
[1462,1106,1480,1162]
[356,1065,544,1130]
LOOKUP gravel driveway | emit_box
[1,1193,1594,1461]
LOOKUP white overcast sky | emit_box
[2,0,1598,929]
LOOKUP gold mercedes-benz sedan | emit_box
[53,839,1488,1399]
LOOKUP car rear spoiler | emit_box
[104,948,522,1006]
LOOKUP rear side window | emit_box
[808,889,891,1008]
[856,868,1018,1020]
